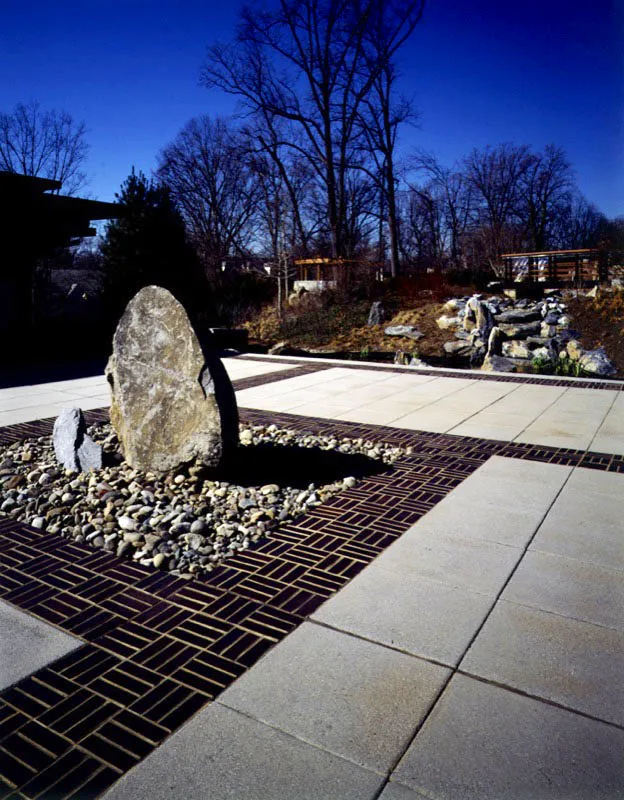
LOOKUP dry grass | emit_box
[243,286,460,357]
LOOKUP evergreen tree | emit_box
[101,169,202,325]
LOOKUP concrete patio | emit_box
[1,355,623,799]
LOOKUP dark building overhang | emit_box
[0,170,120,269]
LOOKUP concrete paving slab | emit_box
[312,564,494,666]
[461,601,624,726]
[219,621,450,773]
[389,406,474,433]
[0,600,83,690]
[486,382,566,411]
[414,496,546,548]
[477,454,572,484]
[563,466,624,497]
[393,673,624,800]
[0,402,70,426]
[0,390,74,412]
[447,424,518,442]
[451,409,535,431]
[222,358,297,380]
[590,434,624,456]
[378,781,430,799]
[530,492,624,572]
[57,383,109,398]
[444,464,570,512]
[502,550,624,631]
[374,529,520,596]
[103,702,385,800]
[335,404,419,425]
[553,387,618,409]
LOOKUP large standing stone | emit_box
[53,407,102,472]
[105,286,238,473]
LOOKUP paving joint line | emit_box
[372,456,579,798]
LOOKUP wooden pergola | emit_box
[294,257,385,284]
[501,249,608,284]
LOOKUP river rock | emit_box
[53,407,102,472]
[105,285,239,473]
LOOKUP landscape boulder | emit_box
[384,325,424,340]
[481,354,517,373]
[494,307,541,324]
[444,340,474,357]
[367,301,385,326]
[105,285,238,473]
[53,407,102,472]
[436,315,462,330]
[578,347,617,377]
[502,340,531,359]
[499,321,542,339]
[441,298,464,314]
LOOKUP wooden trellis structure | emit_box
[501,249,609,284]
[294,257,385,284]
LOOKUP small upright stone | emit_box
[367,301,385,326]
[53,407,102,472]
[105,285,238,473]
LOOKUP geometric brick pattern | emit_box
[1,367,623,797]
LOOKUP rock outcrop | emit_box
[105,286,238,473]
[436,290,617,377]
[384,325,424,340]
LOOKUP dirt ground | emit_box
[244,290,459,359]
[567,290,624,377]
[244,285,624,379]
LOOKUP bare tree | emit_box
[520,144,574,250]
[464,142,533,266]
[244,116,318,259]
[551,193,607,250]
[357,60,416,276]
[157,116,261,276]
[201,0,424,261]
[411,152,475,268]
[0,101,89,195]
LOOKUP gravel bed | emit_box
[0,423,409,579]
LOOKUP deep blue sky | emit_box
[2,0,622,217]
